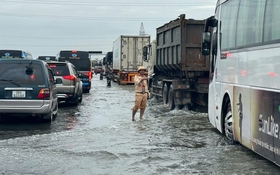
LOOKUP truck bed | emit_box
[155,14,209,72]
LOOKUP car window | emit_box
[48,63,70,76]
[0,62,45,85]
[47,69,55,84]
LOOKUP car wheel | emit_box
[71,94,79,106]
[79,93,83,103]
[52,102,58,120]
[41,111,53,123]
[83,88,90,93]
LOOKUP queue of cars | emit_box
[0,50,91,123]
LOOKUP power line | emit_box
[0,0,212,6]
[0,44,113,47]
[0,35,117,40]
[0,12,168,21]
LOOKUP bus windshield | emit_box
[37,56,56,61]
[0,50,32,59]
[58,51,91,71]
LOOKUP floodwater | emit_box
[0,75,280,175]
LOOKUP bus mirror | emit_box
[142,46,148,61]
[201,32,211,55]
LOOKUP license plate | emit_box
[12,91,26,98]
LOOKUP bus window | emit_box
[0,50,33,59]
[37,56,57,61]
[264,1,280,42]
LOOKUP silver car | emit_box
[47,61,83,106]
[0,59,59,122]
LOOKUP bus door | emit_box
[205,14,220,130]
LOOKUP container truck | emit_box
[112,35,150,85]
[143,14,209,111]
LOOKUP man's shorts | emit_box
[132,93,147,111]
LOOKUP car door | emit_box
[71,65,82,95]
[47,67,58,109]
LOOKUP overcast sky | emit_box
[0,0,216,59]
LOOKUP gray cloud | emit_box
[0,0,215,58]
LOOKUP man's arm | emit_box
[134,76,141,85]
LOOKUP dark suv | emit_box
[0,59,59,122]
[47,61,83,106]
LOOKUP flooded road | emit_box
[0,75,280,175]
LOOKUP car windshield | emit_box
[0,62,45,85]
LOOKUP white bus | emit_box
[202,0,280,166]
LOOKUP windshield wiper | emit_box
[0,79,20,87]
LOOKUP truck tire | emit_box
[148,86,154,99]
[168,85,175,110]
[163,83,169,105]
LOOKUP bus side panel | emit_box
[232,86,251,147]
[250,89,275,163]
[273,97,280,165]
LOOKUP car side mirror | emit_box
[55,78,62,84]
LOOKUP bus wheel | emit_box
[162,83,169,105]
[224,102,235,144]
[168,85,175,110]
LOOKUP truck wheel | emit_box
[148,86,154,99]
[168,85,175,110]
[163,83,169,105]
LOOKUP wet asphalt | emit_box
[0,75,280,175]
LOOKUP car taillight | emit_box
[38,88,50,99]
[63,75,76,81]
[88,71,92,80]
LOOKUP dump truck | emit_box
[143,14,209,111]
[112,35,150,85]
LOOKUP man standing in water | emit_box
[106,68,113,87]
[132,66,149,121]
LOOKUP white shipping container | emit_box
[113,35,150,71]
